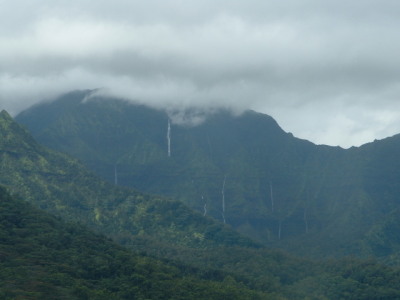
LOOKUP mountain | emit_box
[4,107,400,299]
[0,185,276,299]
[0,108,256,251]
[0,107,288,297]
[15,90,400,262]
[15,91,325,238]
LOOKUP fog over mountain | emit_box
[1,0,400,147]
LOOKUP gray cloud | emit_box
[1,0,400,147]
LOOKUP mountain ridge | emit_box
[5,96,400,297]
[1,106,258,251]
[0,185,276,299]
[15,90,400,263]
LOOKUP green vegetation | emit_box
[15,90,400,262]
[0,186,273,299]
[1,109,256,251]
[2,185,400,299]
[3,102,400,297]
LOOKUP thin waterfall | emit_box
[270,181,274,212]
[114,164,118,185]
[167,119,171,157]
[304,208,309,234]
[221,176,227,224]
[202,196,207,216]
[278,220,282,240]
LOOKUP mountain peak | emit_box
[0,109,17,133]
[0,109,13,123]
[0,108,42,154]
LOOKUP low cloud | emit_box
[1,0,400,147]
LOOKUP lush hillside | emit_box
[2,133,400,300]
[0,108,256,251]
[0,185,275,299]
[15,90,400,261]
[15,92,334,240]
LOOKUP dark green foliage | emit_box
[0,186,273,299]
[3,102,400,298]
[1,109,256,252]
[2,186,400,299]
[15,91,400,262]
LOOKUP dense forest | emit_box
[2,90,400,298]
[2,169,400,298]
[0,109,256,251]
[0,186,273,299]
[16,90,400,263]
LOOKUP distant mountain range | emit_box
[16,90,400,263]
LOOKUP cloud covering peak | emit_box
[1,0,400,147]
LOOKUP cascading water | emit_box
[114,164,118,185]
[167,119,171,157]
[221,176,226,224]
[203,195,207,217]
[270,181,274,212]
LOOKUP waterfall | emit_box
[304,208,309,234]
[221,176,227,224]
[114,164,118,185]
[202,196,207,216]
[270,181,274,213]
[278,221,282,240]
[167,119,171,157]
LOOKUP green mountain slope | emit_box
[0,109,255,251]
[3,113,400,300]
[0,108,288,297]
[15,92,329,240]
[15,90,400,261]
[0,185,275,299]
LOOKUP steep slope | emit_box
[0,108,287,296]
[0,185,273,299]
[4,112,400,299]
[16,92,343,243]
[0,109,256,251]
[17,90,399,260]
[354,135,400,262]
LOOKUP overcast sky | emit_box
[1,0,400,148]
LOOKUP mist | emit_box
[2,0,400,147]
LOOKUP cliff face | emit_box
[16,90,400,262]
